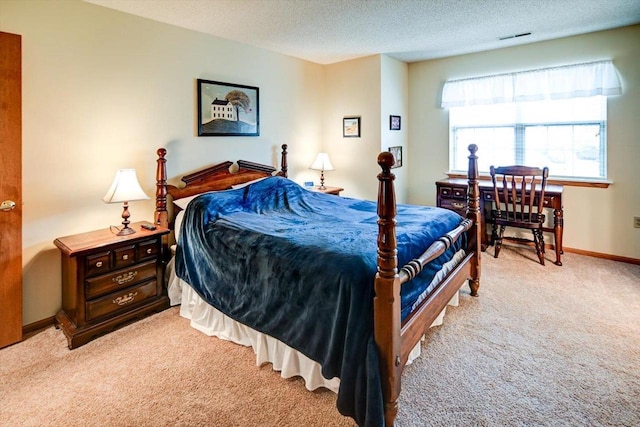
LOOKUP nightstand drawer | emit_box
[86,251,111,278]
[85,279,158,322]
[85,260,157,300]
[137,239,160,261]
[114,245,136,269]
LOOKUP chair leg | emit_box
[494,225,505,258]
[533,229,545,265]
[490,223,498,246]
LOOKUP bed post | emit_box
[155,148,169,232]
[467,144,481,296]
[374,151,401,427]
[278,144,288,178]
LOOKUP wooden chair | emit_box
[489,165,549,265]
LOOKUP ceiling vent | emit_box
[499,32,532,41]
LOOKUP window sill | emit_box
[445,172,612,188]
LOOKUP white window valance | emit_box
[441,60,622,108]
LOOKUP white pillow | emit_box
[173,189,225,209]
[174,210,185,241]
[230,176,268,189]
[173,193,203,210]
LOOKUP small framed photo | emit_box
[343,117,361,138]
[197,79,259,136]
[390,115,401,131]
[389,146,403,168]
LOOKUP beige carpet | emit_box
[1,247,639,426]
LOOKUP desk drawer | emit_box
[439,199,467,215]
[438,186,466,199]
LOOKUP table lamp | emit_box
[102,169,150,236]
[309,152,334,189]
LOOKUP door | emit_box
[0,31,23,349]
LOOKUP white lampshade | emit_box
[309,153,334,171]
[103,169,150,236]
[102,169,150,204]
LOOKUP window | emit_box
[442,60,621,181]
[449,96,606,179]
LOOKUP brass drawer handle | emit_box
[122,254,129,260]
[96,261,103,268]
[112,271,138,285]
[146,248,152,254]
[113,292,138,306]
[452,202,465,209]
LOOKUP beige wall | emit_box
[323,55,382,201]
[2,0,325,324]
[322,55,409,203]
[408,25,640,259]
[380,55,409,203]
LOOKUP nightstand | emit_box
[54,221,170,349]
[310,185,344,196]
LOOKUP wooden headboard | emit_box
[154,143,288,231]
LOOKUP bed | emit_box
[153,144,482,426]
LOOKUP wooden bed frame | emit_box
[153,144,481,426]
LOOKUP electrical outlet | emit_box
[635,217,640,229]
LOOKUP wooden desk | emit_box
[436,178,564,266]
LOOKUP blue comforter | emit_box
[175,177,465,426]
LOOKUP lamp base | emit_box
[117,202,135,236]
[116,225,136,236]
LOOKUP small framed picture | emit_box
[343,117,361,138]
[390,115,401,131]
[389,146,403,168]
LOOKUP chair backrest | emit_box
[490,165,549,222]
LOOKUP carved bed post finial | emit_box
[280,144,288,178]
[155,148,169,232]
[467,144,481,296]
[374,151,401,427]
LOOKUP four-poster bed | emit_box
[153,144,482,426]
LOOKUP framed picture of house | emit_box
[197,79,260,136]
[343,116,361,137]
[390,115,401,130]
[389,146,403,168]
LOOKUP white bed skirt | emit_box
[166,252,463,394]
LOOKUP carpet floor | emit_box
[1,246,638,426]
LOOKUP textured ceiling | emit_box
[84,0,640,64]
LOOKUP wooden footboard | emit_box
[374,144,481,426]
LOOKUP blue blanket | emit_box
[175,177,464,426]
